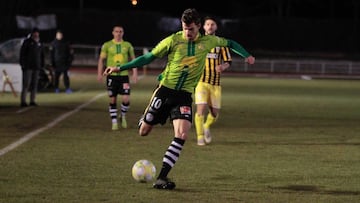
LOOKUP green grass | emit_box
[1,72,360,203]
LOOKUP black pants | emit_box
[54,70,70,89]
[21,69,39,104]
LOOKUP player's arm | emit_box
[216,47,232,72]
[227,39,255,64]
[19,40,29,68]
[216,62,231,73]
[129,55,138,84]
[103,52,157,76]
[97,55,106,82]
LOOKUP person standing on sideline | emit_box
[19,28,44,107]
[50,30,74,94]
[194,16,232,146]
[103,8,255,190]
[97,25,138,130]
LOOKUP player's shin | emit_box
[195,113,205,145]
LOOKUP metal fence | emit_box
[230,58,360,76]
[2,39,359,78]
[69,45,360,77]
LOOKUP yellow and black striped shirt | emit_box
[200,46,232,86]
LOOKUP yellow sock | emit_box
[204,113,217,129]
[194,113,204,138]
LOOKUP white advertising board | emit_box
[0,63,22,93]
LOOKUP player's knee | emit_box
[139,123,152,136]
[175,132,188,140]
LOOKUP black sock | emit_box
[158,137,185,179]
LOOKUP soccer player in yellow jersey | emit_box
[97,25,138,130]
[104,9,255,190]
[194,16,232,146]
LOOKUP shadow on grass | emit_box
[217,141,360,146]
[271,185,360,196]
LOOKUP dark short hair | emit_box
[32,28,39,33]
[181,8,201,25]
[203,16,218,25]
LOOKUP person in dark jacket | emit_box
[19,28,44,107]
[50,30,74,93]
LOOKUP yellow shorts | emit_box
[194,82,221,109]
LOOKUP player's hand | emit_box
[97,74,103,83]
[215,64,225,73]
[103,67,118,76]
[245,56,255,65]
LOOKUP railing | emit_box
[2,39,359,77]
[68,45,360,77]
[230,58,360,76]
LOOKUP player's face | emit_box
[56,32,63,40]
[203,19,217,35]
[113,27,124,41]
[32,32,40,41]
[182,22,200,41]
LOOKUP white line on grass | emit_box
[0,93,106,157]
[16,106,34,114]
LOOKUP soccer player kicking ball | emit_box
[104,8,255,190]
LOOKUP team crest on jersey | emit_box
[197,44,205,50]
[180,106,191,115]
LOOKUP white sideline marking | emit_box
[16,106,34,114]
[0,93,105,157]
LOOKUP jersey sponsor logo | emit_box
[206,53,218,59]
[181,56,198,68]
[180,106,191,115]
[114,54,124,64]
[123,83,130,90]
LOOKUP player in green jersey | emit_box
[104,8,255,190]
[97,25,138,130]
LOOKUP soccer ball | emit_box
[131,159,156,183]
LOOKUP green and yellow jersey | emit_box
[120,31,251,93]
[200,46,232,86]
[151,31,241,93]
[100,39,135,76]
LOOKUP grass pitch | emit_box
[1,72,360,203]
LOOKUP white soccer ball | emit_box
[131,159,156,183]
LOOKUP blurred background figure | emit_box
[19,28,44,107]
[194,16,232,146]
[49,30,74,94]
[97,25,138,130]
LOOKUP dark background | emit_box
[1,0,360,59]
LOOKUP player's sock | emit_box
[109,103,117,123]
[120,102,129,128]
[204,113,217,129]
[195,113,204,137]
[157,137,185,179]
[120,102,129,117]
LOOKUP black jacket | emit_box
[19,37,44,70]
[50,39,73,71]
